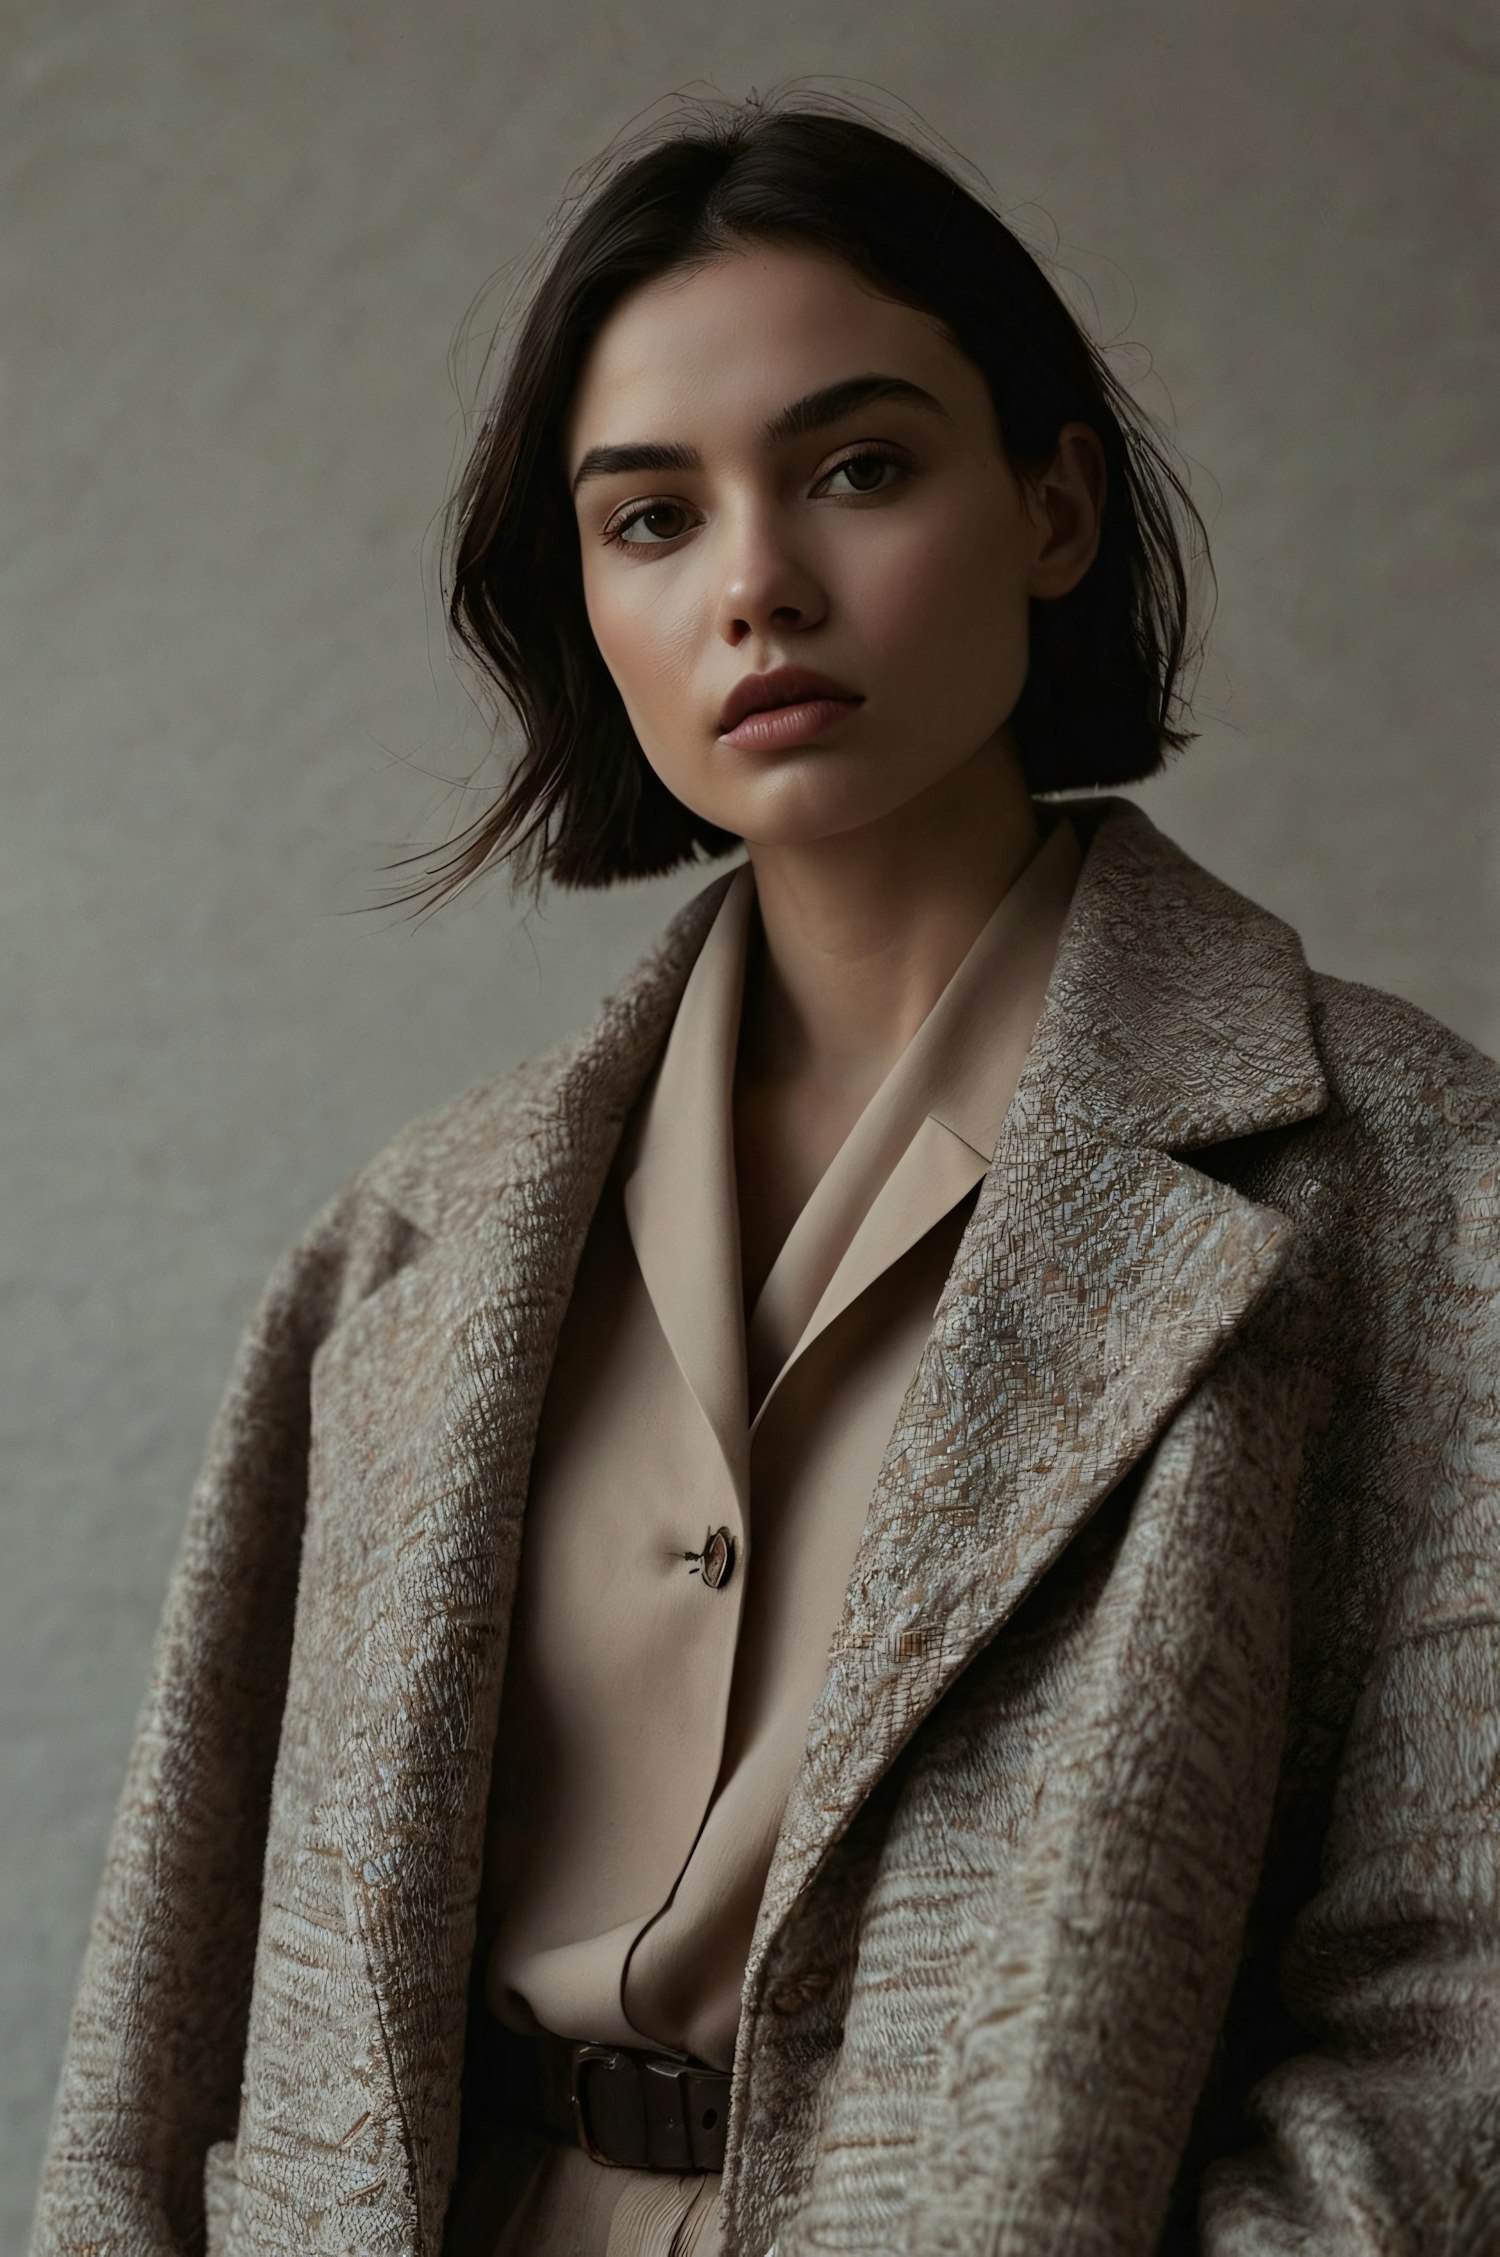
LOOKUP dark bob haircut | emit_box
[391,90,1214,912]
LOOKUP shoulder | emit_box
[1279,976,1500,1396]
[1305,970,1500,1221]
[1308,968,1499,1121]
[343,867,738,1243]
[350,1023,594,1231]
[297,867,737,1273]
[303,1018,593,1290]
[236,1033,588,1360]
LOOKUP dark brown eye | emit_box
[819,447,910,499]
[836,453,893,492]
[606,500,690,547]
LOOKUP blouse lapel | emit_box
[748,812,1083,1429]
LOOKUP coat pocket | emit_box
[203,2138,238,2256]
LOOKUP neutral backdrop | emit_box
[5,0,1497,2236]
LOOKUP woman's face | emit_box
[562,238,1103,850]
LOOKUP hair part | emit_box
[382,87,1216,915]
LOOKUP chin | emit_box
[658,744,933,849]
[746,768,952,847]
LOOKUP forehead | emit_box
[563,242,954,461]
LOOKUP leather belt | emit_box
[531,2029,731,2171]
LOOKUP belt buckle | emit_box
[568,2041,630,2168]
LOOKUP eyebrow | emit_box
[569,372,951,496]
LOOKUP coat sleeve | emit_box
[1196,1056,1500,2253]
[28,1174,424,2257]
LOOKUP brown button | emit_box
[701,1528,735,1590]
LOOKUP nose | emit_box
[714,513,826,644]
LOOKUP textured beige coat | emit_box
[31,793,1500,2257]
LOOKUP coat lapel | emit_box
[736,791,1330,2047]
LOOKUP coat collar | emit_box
[329,791,1329,2245]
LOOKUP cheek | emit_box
[854,504,1028,665]
[580,570,633,685]
[582,571,677,721]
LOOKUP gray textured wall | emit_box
[5,0,1496,2235]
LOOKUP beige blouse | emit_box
[462,810,1083,2257]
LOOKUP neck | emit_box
[735,731,1043,1102]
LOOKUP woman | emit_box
[31,94,1500,2257]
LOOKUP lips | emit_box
[717,665,861,735]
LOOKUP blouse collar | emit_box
[622,811,1084,1458]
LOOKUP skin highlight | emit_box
[562,240,1106,1304]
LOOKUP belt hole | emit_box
[700,2107,718,2128]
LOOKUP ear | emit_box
[1025,422,1107,600]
